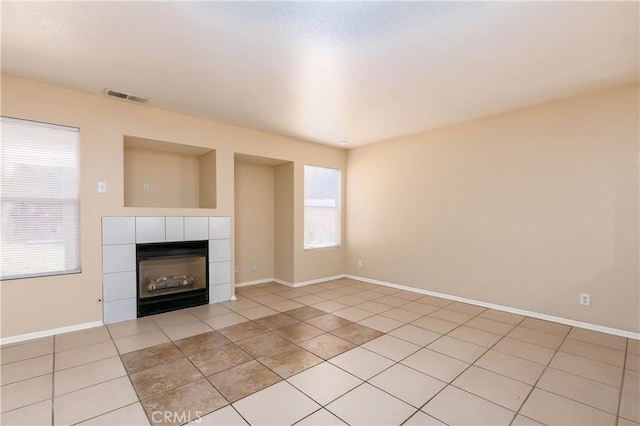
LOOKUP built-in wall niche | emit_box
[124,136,216,208]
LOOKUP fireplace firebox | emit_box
[136,240,208,317]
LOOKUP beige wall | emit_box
[347,85,640,332]
[274,163,295,283]
[0,74,347,338]
[124,146,200,208]
[234,161,275,283]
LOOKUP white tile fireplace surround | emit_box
[101,216,232,324]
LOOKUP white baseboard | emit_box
[235,278,275,288]
[345,274,640,340]
[271,275,346,288]
[0,321,104,346]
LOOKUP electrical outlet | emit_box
[357,260,363,268]
[234,265,240,273]
[142,183,150,193]
[579,293,590,306]
[251,263,257,271]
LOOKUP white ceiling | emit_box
[1,1,638,148]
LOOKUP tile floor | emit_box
[1,278,638,425]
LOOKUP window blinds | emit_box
[1,116,81,280]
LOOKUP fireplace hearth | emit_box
[136,240,209,317]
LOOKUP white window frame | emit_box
[303,164,341,250]
[1,116,81,280]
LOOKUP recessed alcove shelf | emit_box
[123,135,216,208]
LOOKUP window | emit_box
[304,165,341,249]
[1,117,80,280]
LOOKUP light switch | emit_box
[97,181,107,193]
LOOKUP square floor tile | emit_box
[519,318,571,336]
[121,342,184,374]
[217,322,267,342]
[325,383,414,426]
[537,368,620,414]
[560,338,625,367]
[108,319,159,340]
[550,351,623,387]
[401,302,440,315]
[188,303,232,321]
[1,400,52,426]
[208,360,281,403]
[55,356,127,396]
[236,332,293,358]
[0,374,52,413]
[188,343,252,376]
[493,337,555,365]
[253,313,300,330]
[379,307,423,323]
[511,414,544,425]
[174,331,230,356]
[77,402,150,425]
[453,366,532,411]
[268,300,305,312]
[311,300,348,313]
[55,340,118,371]
[1,338,53,365]
[114,331,171,354]
[258,345,323,378]
[54,377,138,425]
[1,354,52,386]
[370,363,446,407]
[429,309,474,324]
[423,385,514,425]
[402,349,469,383]
[284,306,327,321]
[202,312,248,329]
[404,411,445,425]
[306,314,352,332]
[234,306,278,321]
[298,333,356,360]
[295,409,346,425]
[427,336,487,363]
[55,327,111,352]
[447,302,486,315]
[194,405,248,425]
[329,347,394,380]
[358,315,404,333]
[508,327,565,350]
[332,307,374,322]
[479,309,525,325]
[362,335,421,361]
[274,323,325,343]
[389,324,441,346]
[141,379,227,426]
[466,317,516,335]
[411,316,459,334]
[355,301,394,314]
[620,389,640,422]
[288,362,362,405]
[520,388,616,425]
[331,323,383,345]
[233,381,320,425]
[447,325,502,347]
[160,321,213,341]
[130,357,203,400]
[475,349,545,385]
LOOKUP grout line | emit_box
[615,338,629,426]
[510,326,573,425]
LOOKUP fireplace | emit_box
[136,240,209,317]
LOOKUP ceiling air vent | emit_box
[103,88,149,104]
